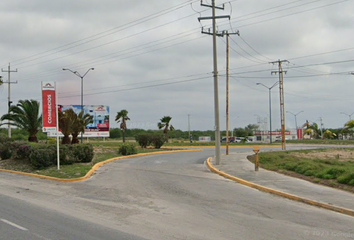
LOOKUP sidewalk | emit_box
[209,152,354,215]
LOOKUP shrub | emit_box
[135,134,150,148]
[150,134,165,149]
[0,135,12,144]
[118,143,137,156]
[13,143,32,160]
[59,146,76,165]
[70,144,94,163]
[28,147,56,169]
[0,143,12,160]
[337,172,354,185]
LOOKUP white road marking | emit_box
[1,218,28,231]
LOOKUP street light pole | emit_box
[63,68,94,143]
[256,82,278,143]
[340,112,354,121]
[286,111,304,139]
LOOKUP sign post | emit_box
[42,82,60,170]
[253,146,260,171]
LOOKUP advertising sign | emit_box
[42,82,57,132]
[297,128,303,140]
[48,105,110,138]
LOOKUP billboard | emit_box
[42,82,57,132]
[47,105,110,138]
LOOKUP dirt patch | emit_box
[0,158,34,173]
[289,149,354,162]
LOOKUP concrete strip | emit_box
[0,149,202,183]
[206,157,354,218]
[162,145,280,149]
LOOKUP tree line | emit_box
[1,99,354,142]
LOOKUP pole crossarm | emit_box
[198,15,230,21]
[200,1,225,10]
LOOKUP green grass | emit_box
[258,148,354,186]
[36,164,93,179]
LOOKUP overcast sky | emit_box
[1,0,354,132]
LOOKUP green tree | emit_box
[323,129,336,139]
[71,110,93,144]
[343,120,354,139]
[234,127,247,137]
[158,116,174,141]
[115,109,130,142]
[109,128,121,139]
[0,99,42,142]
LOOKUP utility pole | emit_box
[198,0,230,165]
[271,60,288,150]
[188,114,191,143]
[1,63,18,138]
[224,30,239,155]
[319,117,324,139]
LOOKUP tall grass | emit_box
[259,149,354,185]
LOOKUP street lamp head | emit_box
[62,68,67,71]
[91,68,95,70]
[256,83,261,85]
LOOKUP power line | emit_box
[218,0,350,29]
[4,0,200,67]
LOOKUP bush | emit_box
[337,172,354,185]
[0,135,13,144]
[135,134,150,148]
[0,143,12,160]
[118,143,137,156]
[27,144,94,169]
[58,146,76,165]
[13,142,32,160]
[70,144,94,163]
[150,134,165,149]
[28,146,56,169]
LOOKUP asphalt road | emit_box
[1,145,354,240]
[0,193,148,240]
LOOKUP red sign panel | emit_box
[254,131,291,136]
[42,82,57,132]
[297,129,303,139]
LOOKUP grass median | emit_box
[0,144,167,179]
[250,148,354,193]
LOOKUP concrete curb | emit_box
[162,145,280,149]
[0,149,202,183]
[206,157,354,218]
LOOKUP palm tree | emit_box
[0,99,42,142]
[71,110,93,144]
[115,109,130,142]
[302,120,318,139]
[58,109,77,144]
[158,116,174,142]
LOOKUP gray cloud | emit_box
[1,0,354,132]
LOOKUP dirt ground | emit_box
[290,149,354,162]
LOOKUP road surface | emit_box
[0,146,353,240]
